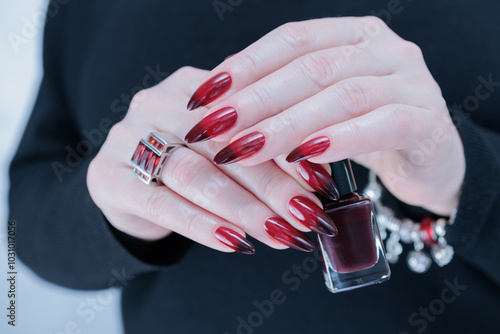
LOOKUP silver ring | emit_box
[130,132,185,185]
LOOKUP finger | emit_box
[290,104,431,164]
[148,111,337,238]
[120,81,331,249]
[186,17,391,110]
[100,124,260,253]
[124,66,212,132]
[214,157,337,237]
[158,144,299,250]
[96,162,255,254]
[182,135,337,239]
[217,72,438,166]
[210,76,393,165]
[187,45,395,144]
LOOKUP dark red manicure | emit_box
[215,226,255,255]
[187,72,232,110]
[185,107,238,143]
[286,136,330,163]
[297,161,339,201]
[265,217,315,252]
[213,132,265,165]
[288,196,338,236]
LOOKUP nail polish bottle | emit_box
[317,159,390,293]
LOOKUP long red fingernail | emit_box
[286,136,330,163]
[288,196,337,236]
[297,161,339,201]
[215,227,255,254]
[187,72,232,111]
[265,217,315,252]
[213,132,265,165]
[185,107,237,143]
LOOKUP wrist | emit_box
[423,127,465,216]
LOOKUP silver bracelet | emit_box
[363,170,456,273]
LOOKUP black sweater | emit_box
[9,1,500,333]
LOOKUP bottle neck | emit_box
[331,159,357,196]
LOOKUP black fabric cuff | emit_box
[106,219,193,266]
[446,109,500,251]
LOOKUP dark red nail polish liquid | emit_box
[317,159,390,293]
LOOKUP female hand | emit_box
[87,67,339,254]
[184,16,465,216]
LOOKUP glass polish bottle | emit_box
[317,159,391,293]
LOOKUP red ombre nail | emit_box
[265,217,315,252]
[288,196,337,237]
[187,72,232,110]
[213,132,265,165]
[297,161,339,201]
[215,226,255,255]
[185,107,237,143]
[286,136,330,163]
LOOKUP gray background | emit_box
[0,1,123,333]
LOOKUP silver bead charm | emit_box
[385,233,403,264]
[407,250,432,273]
[364,181,382,201]
[399,219,414,244]
[431,244,454,267]
[366,170,455,273]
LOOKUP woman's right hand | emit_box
[87,67,338,254]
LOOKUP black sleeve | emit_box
[8,5,191,291]
[445,110,500,285]
[386,109,500,285]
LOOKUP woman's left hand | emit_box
[184,16,465,216]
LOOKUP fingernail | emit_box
[265,217,315,252]
[185,107,238,143]
[215,226,255,255]
[297,161,339,201]
[286,136,330,163]
[213,132,265,165]
[288,196,337,236]
[187,72,232,110]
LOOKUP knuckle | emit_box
[107,121,130,140]
[363,15,386,28]
[167,66,204,87]
[271,111,299,135]
[172,66,196,78]
[236,199,262,229]
[200,139,222,156]
[389,106,416,139]
[276,22,314,49]
[257,167,280,199]
[128,88,152,113]
[297,52,336,89]
[179,205,198,236]
[411,111,429,140]
[234,51,262,73]
[399,41,423,59]
[346,121,366,150]
[246,84,273,113]
[142,190,170,220]
[336,81,369,115]
[164,149,204,189]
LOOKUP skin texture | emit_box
[87,67,334,254]
[189,16,465,216]
[89,16,466,255]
